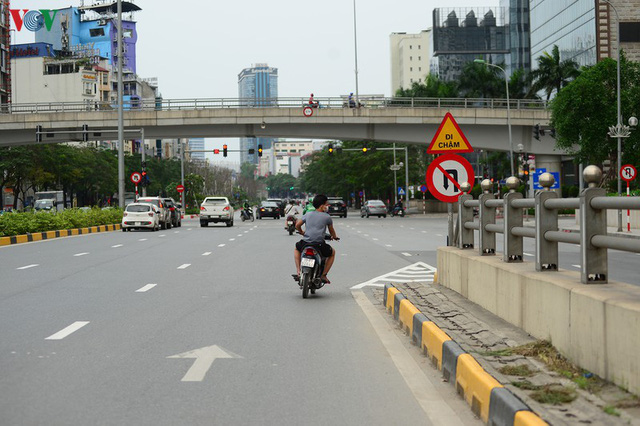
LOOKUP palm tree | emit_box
[458,61,503,98]
[530,45,580,100]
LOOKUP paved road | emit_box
[0,213,480,426]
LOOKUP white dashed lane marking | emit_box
[159,235,166,238]
[202,252,212,256]
[524,253,534,257]
[572,264,581,269]
[17,264,39,270]
[218,244,226,247]
[45,321,90,340]
[229,238,235,241]
[136,284,157,293]
[138,238,147,241]
[385,244,393,247]
[111,244,123,248]
[177,264,191,270]
[402,252,412,257]
[73,252,89,257]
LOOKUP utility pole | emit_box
[141,127,146,196]
[116,0,124,208]
[180,139,185,209]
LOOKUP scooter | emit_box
[299,234,338,299]
[285,215,296,235]
[390,206,405,217]
[240,207,254,222]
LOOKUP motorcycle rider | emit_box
[242,199,253,220]
[392,199,404,215]
[293,194,339,284]
[284,200,302,229]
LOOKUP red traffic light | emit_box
[214,149,220,154]
[223,144,228,157]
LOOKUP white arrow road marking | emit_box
[46,321,90,340]
[350,262,437,289]
[17,264,39,270]
[177,264,191,270]
[136,284,157,293]
[218,244,225,247]
[202,252,212,256]
[351,290,465,426]
[167,345,242,382]
[74,252,89,257]
[112,244,123,248]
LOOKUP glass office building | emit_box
[530,0,596,69]
[238,64,278,164]
[501,0,531,75]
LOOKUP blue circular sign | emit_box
[419,185,428,193]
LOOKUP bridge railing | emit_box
[456,165,640,284]
[0,96,549,114]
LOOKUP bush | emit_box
[0,208,123,237]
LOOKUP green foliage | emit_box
[262,173,298,198]
[530,45,581,100]
[395,73,458,98]
[551,54,640,168]
[0,208,122,237]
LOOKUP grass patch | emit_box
[603,406,621,417]
[511,380,540,391]
[477,348,514,357]
[499,364,535,377]
[530,385,577,405]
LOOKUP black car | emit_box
[257,201,280,219]
[267,198,285,216]
[162,197,182,228]
[327,198,347,218]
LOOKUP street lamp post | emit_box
[352,0,360,107]
[117,0,124,208]
[602,0,623,231]
[474,59,514,177]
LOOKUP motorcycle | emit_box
[299,234,338,299]
[240,207,254,222]
[285,215,297,235]
[390,205,405,217]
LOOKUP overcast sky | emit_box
[14,0,497,164]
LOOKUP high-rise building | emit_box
[432,7,509,81]
[596,0,640,63]
[188,138,205,161]
[1,1,10,105]
[500,0,531,75]
[238,63,278,164]
[530,1,597,69]
[389,30,431,93]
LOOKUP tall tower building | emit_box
[389,30,431,94]
[238,63,278,165]
[500,0,531,75]
[1,1,10,104]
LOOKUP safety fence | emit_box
[0,96,549,114]
[455,165,640,284]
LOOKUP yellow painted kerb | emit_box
[514,411,548,426]
[398,299,420,335]
[386,287,400,313]
[422,321,451,370]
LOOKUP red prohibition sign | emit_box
[620,164,637,182]
[130,172,142,185]
[425,154,475,203]
[303,106,313,117]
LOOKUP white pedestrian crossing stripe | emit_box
[350,262,436,289]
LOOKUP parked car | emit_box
[257,201,280,219]
[121,203,160,231]
[327,197,347,218]
[267,198,285,216]
[137,196,171,229]
[361,200,387,218]
[162,197,182,228]
[200,197,234,227]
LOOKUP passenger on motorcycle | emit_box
[284,201,302,229]
[293,194,339,284]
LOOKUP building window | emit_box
[410,56,413,61]
[410,78,414,83]
[418,45,421,49]
[620,22,640,42]
[90,28,105,37]
[419,67,422,71]
[410,67,413,71]
[409,45,412,49]
[418,56,421,60]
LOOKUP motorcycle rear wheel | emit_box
[301,272,310,299]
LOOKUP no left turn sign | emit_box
[425,154,475,203]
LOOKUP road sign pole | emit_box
[393,143,397,204]
[627,182,630,232]
[135,184,138,202]
[141,127,146,197]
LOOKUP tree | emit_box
[551,55,640,177]
[395,73,458,98]
[530,45,580,100]
[458,61,504,98]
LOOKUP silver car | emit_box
[361,200,387,218]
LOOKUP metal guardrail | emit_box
[456,165,640,284]
[0,96,549,115]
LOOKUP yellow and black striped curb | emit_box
[0,224,121,247]
[383,283,548,426]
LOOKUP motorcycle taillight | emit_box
[304,248,316,256]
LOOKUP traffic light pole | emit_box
[117,0,124,209]
[141,127,146,196]
[180,139,185,210]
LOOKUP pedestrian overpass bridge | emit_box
[0,96,557,155]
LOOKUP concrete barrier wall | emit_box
[437,246,640,394]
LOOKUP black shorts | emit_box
[296,239,333,257]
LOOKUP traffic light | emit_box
[36,125,42,143]
[82,124,89,142]
[258,144,263,157]
[213,149,220,154]
[290,186,294,190]
[533,124,540,140]
[223,144,228,157]
[141,171,148,186]
[362,144,368,154]
[328,143,334,155]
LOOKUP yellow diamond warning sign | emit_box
[427,112,474,154]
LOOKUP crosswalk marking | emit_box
[350,262,437,289]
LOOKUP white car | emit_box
[137,196,171,229]
[122,203,160,231]
[200,197,234,227]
